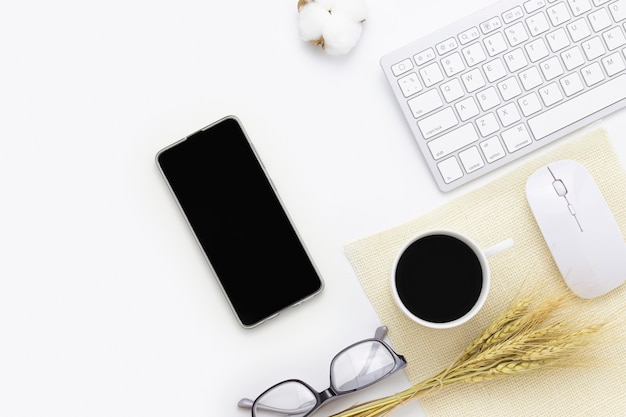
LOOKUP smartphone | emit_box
[156,116,323,328]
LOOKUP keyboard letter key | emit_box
[609,0,626,22]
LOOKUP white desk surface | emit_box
[2,1,626,416]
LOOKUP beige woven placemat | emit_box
[345,128,626,416]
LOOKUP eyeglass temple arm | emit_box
[238,398,254,409]
[374,325,388,339]
[356,326,388,379]
[238,397,317,415]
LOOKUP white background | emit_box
[2,1,625,416]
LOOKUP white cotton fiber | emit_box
[297,0,367,55]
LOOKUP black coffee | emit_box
[395,234,483,323]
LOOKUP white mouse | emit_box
[526,159,626,298]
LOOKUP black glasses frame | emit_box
[238,326,407,417]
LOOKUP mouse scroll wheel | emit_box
[552,179,568,196]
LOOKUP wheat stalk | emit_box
[330,288,612,417]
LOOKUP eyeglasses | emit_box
[238,326,407,417]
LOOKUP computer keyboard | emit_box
[381,0,626,192]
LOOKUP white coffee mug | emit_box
[391,229,514,329]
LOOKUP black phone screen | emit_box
[156,116,323,327]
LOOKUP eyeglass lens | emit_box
[332,340,396,392]
[253,340,396,417]
[253,380,316,417]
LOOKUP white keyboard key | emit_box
[462,42,487,66]
[567,18,592,41]
[414,48,436,65]
[455,96,480,121]
[525,38,551,61]
[427,124,479,159]
[602,26,626,50]
[602,51,626,75]
[503,6,525,23]
[461,68,486,92]
[561,46,585,69]
[440,78,465,102]
[477,86,501,110]
[526,12,551,35]
[518,92,543,115]
[581,61,606,85]
[593,0,611,6]
[533,83,557,108]
[528,74,626,139]
[547,2,572,25]
[560,72,585,95]
[540,56,565,79]
[436,37,459,55]
[476,113,500,136]
[398,72,423,97]
[520,66,544,89]
[588,9,612,31]
[458,27,480,45]
[609,0,626,22]
[391,59,413,76]
[480,136,506,162]
[419,62,444,86]
[582,36,606,59]
[459,146,485,173]
[408,89,443,118]
[497,77,522,99]
[480,16,503,34]
[502,123,533,152]
[418,107,459,138]
[546,27,571,51]
[539,82,564,105]
[524,0,547,13]
[483,32,508,56]
[505,22,530,46]
[503,48,529,71]
[497,102,522,126]
[438,157,463,183]
[567,0,592,15]
[442,52,466,76]
[483,58,508,82]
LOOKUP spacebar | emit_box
[528,75,626,140]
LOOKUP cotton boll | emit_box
[310,0,335,9]
[297,4,328,41]
[297,0,367,55]
[331,0,367,22]
[319,18,363,55]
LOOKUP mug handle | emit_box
[484,238,515,258]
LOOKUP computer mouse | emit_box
[525,159,626,298]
